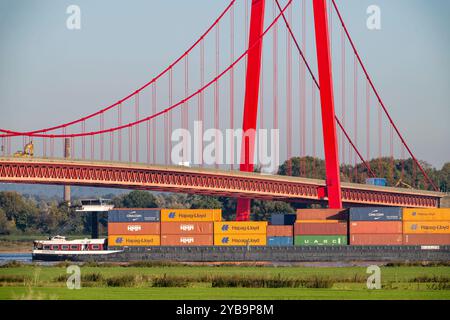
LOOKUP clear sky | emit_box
[0,0,449,168]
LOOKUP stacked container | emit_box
[349,207,403,245]
[160,209,221,246]
[402,208,450,245]
[267,214,296,246]
[214,221,267,246]
[108,208,161,247]
[294,209,348,246]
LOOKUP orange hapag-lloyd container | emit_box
[108,235,160,247]
[402,208,450,221]
[214,221,268,234]
[160,222,213,235]
[403,221,450,234]
[214,234,267,246]
[160,234,213,246]
[108,222,160,235]
[267,225,293,237]
[161,209,222,222]
[349,221,402,234]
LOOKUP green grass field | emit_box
[0,264,449,300]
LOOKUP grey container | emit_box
[270,214,297,225]
[108,209,160,222]
[349,207,402,221]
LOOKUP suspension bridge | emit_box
[0,0,445,220]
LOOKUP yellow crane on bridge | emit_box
[14,141,34,158]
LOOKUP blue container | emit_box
[270,214,297,225]
[349,207,402,221]
[267,237,293,246]
[108,209,160,222]
[366,178,387,187]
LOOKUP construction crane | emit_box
[395,178,413,189]
[14,141,34,158]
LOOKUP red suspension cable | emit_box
[230,5,235,169]
[135,92,140,163]
[366,79,370,162]
[286,5,293,175]
[331,0,438,190]
[1,0,237,138]
[152,83,157,164]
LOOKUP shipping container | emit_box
[403,221,450,234]
[349,207,402,221]
[267,237,293,246]
[214,221,268,234]
[161,209,222,222]
[267,225,293,237]
[214,234,267,246]
[270,214,297,225]
[294,222,347,235]
[349,234,403,245]
[294,235,347,246]
[296,209,348,221]
[160,234,213,246]
[108,235,160,246]
[403,234,450,245]
[296,220,343,224]
[160,222,213,235]
[402,208,450,221]
[108,222,160,235]
[349,221,402,234]
[108,209,160,223]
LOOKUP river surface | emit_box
[0,253,32,264]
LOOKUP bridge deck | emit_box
[0,157,444,208]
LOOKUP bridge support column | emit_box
[91,212,99,239]
[312,0,342,208]
[236,0,265,221]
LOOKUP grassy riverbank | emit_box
[0,262,449,300]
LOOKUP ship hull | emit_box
[32,246,450,262]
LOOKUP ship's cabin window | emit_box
[91,245,100,250]
[43,245,51,250]
[61,245,69,250]
[51,245,59,250]
[70,245,79,250]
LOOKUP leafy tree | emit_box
[188,195,222,209]
[251,200,295,221]
[36,201,71,235]
[440,163,450,192]
[278,156,446,192]
[0,208,13,235]
[278,156,326,179]
[113,190,158,208]
[0,191,38,232]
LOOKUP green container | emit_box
[294,235,348,246]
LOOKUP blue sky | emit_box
[0,0,449,168]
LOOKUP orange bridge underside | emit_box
[0,158,444,208]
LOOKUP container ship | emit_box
[32,207,450,262]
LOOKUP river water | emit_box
[0,253,33,264]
